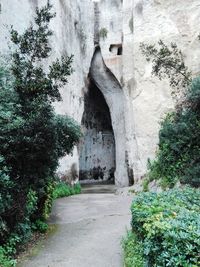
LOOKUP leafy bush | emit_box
[52,182,81,199]
[147,78,200,188]
[122,231,144,267]
[0,247,16,267]
[32,220,48,234]
[41,181,56,221]
[129,188,200,267]
[141,40,200,188]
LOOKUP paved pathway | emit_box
[19,188,132,267]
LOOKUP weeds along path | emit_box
[18,189,132,267]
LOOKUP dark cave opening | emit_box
[79,78,116,183]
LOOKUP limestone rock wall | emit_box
[89,47,129,186]
[132,0,200,180]
[0,0,200,187]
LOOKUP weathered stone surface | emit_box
[89,47,129,186]
[132,0,200,181]
[1,0,200,187]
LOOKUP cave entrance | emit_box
[79,78,116,183]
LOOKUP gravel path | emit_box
[19,190,132,267]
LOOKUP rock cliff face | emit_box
[0,0,200,187]
[132,0,200,183]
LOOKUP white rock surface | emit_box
[132,0,200,182]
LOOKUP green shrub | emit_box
[73,183,81,194]
[52,182,81,199]
[142,177,149,192]
[141,40,200,188]
[147,78,200,188]
[32,219,48,234]
[130,188,200,267]
[148,97,200,188]
[0,247,16,267]
[41,181,56,220]
[122,231,144,267]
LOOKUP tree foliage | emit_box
[141,40,200,188]
[10,0,73,103]
[140,40,192,103]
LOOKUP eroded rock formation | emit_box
[0,0,200,187]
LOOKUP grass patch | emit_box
[142,177,149,192]
[122,231,144,267]
[52,182,81,199]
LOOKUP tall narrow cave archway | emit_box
[79,79,116,183]
[79,47,129,187]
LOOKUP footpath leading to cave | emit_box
[19,185,133,267]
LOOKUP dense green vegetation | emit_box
[123,188,200,267]
[0,2,81,266]
[148,83,200,188]
[147,76,200,188]
[122,231,144,267]
[52,182,81,199]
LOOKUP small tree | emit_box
[10,0,73,103]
